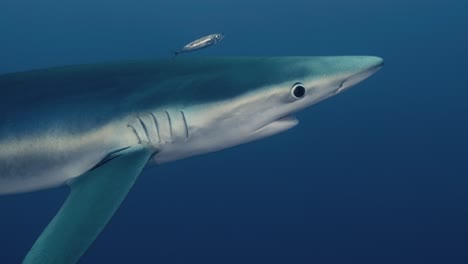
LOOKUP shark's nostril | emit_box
[335,80,347,94]
[339,80,346,88]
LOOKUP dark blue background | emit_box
[1,0,467,263]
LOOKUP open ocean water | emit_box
[1,0,467,263]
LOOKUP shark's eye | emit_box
[291,82,306,99]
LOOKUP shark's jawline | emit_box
[255,115,298,133]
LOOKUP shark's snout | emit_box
[362,56,384,69]
[334,56,384,94]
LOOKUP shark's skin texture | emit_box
[0,56,383,195]
[1,56,383,263]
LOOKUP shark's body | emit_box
[0,56,383,263]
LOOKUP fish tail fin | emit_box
[172,50,180,58]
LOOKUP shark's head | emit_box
[149,56,383,163]
[213,33,224,42]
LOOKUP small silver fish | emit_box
[174,33,224,56]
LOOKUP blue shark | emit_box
[0,56,383,263]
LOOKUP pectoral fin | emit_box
[23,145,155,264]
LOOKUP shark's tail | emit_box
[172,50,181,58]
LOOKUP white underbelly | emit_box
[0,123,136,195]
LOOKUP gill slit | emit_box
[180,111,189,139]
[127,124,141,144]
[136,116,150,142]
[150,112,162,143]
[165,111,173,141]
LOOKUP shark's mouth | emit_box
[254,115,299,136]
[273,115,299,125]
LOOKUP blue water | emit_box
[1,0,468,263]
